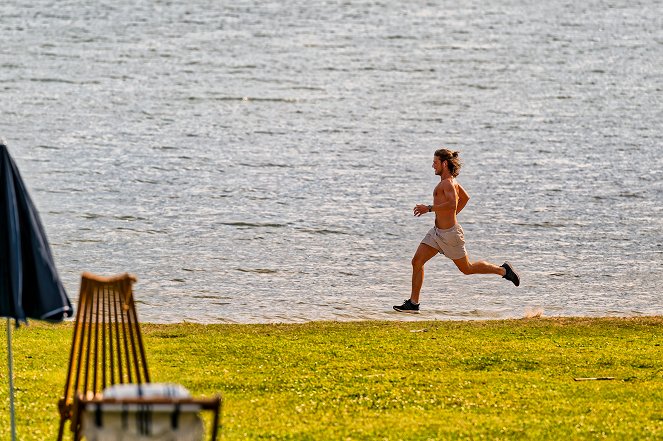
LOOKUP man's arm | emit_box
[433,180,458,212]
[414,180,457,216]
[456,183,470,214]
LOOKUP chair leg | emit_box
[57,417,66,441]
[210,407,220,441]
[73,422,82,441]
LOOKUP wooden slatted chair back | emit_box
[57,272,150,440]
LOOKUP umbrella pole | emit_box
[6,319,17,441]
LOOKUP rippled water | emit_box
[2,0,661,323]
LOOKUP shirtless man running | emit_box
[394,148,520,313]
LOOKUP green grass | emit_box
[1,317,662,440]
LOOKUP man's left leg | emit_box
[453,256,520,286]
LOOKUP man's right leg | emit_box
[410,243,439,304]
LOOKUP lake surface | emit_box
[1,0,661,323]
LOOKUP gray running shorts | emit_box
[421,224,467,260]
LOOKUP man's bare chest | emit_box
[433,182,457,200]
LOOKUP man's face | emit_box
[432,156,445,175]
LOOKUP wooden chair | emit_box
[57,272,221,441]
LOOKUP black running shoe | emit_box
[501,261,520,286]
[393,299,420,313]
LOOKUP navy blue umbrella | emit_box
[1,141,73,440]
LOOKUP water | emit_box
[1,0,661,323]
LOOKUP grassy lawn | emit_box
[0,317,662,439]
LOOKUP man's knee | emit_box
[412,257,424,269]
[457,262,473,275]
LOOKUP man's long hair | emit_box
[435,148,462,177]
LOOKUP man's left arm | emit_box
[456,183,470,214]
[414,181,457,216]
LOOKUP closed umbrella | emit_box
[0,141,73,440]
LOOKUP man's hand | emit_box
[413,204,431,217]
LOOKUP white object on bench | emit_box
[81,384,204,441]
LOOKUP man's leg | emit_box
[452,255,505,276]
[411,243,439,304]
[452,256,520,286]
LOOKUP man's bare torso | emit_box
[433,177,460,229]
